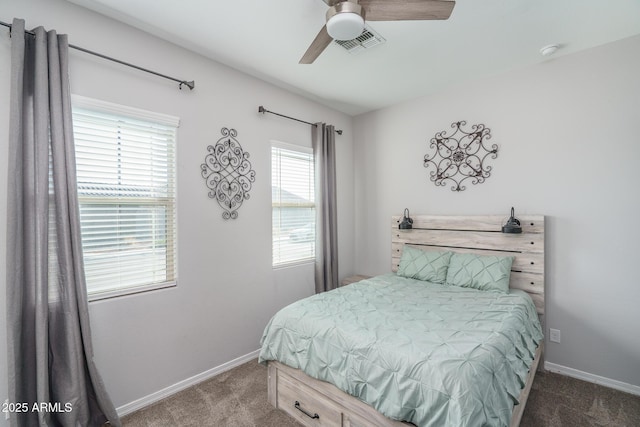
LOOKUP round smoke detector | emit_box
[540,44,560,56]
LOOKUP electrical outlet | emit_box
[549,328,561,343]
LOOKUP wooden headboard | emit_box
[392,215,545,315]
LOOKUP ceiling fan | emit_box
[300,0,456,64]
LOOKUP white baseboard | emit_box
[116,349,261,417]
[544,361,640,397]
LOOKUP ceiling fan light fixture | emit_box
[326,2,365,41]
[327,13,365,40]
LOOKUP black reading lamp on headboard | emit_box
[502,207,523,234]
[399,208,413,230]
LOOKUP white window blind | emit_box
[72,96,179,300]
[272,143,315,266]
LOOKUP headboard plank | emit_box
[391,215,544,233]
[392,245,544,274]
[391,215,545,315]
[393,229,543,253]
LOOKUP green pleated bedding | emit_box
[259,273,543,427]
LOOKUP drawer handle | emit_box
[294,401,320,420]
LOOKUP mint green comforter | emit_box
[259,273,543,427]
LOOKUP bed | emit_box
[260,214,545,427]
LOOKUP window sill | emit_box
[88,280,176,302]
[273,259,315,270]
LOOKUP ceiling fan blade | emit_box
[360,0,455,21]
[299,25,333,64]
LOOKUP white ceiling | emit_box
[66,0,640,116]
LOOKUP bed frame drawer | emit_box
[343,412,374,427]
[268,361,410,427]
[276,370,342,427]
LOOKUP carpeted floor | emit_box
[121,360,640,426]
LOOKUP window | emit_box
[271,142,315,266]
[72,96,178,300]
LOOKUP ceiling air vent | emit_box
[334,25,386,55]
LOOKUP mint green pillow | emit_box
[446,253,514,293]
[397,246,452,284]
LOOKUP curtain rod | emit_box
[0,20,195,91]
[258,106,343,135]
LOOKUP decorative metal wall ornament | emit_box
[201,128,256,219]
[423,121,498,192]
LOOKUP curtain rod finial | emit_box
[179,80,195,90]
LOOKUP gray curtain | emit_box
[6,19,121,427]
[312,123,339,293]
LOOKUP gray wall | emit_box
[0,0,355,421]
[353,34,640,390]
